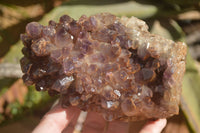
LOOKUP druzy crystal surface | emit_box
[20,13,187,121]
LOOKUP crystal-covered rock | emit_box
[20,13,187,121]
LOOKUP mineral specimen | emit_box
[20,13,187,121]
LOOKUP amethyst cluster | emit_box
[20,13,187,121]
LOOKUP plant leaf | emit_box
[40,1,158,24]
[150,19,184,41]
[181,54,200,133]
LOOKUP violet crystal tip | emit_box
[20,13,187,121]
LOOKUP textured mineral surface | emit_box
[20,13,187,121]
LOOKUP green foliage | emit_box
[163,0,200,6]
[24,86,50,109]
[0,78,16,96]
[181,54,200,133]
[40,1,158,24]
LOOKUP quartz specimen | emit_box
[20,13,187,121]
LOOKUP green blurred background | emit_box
[0,0,200,132]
